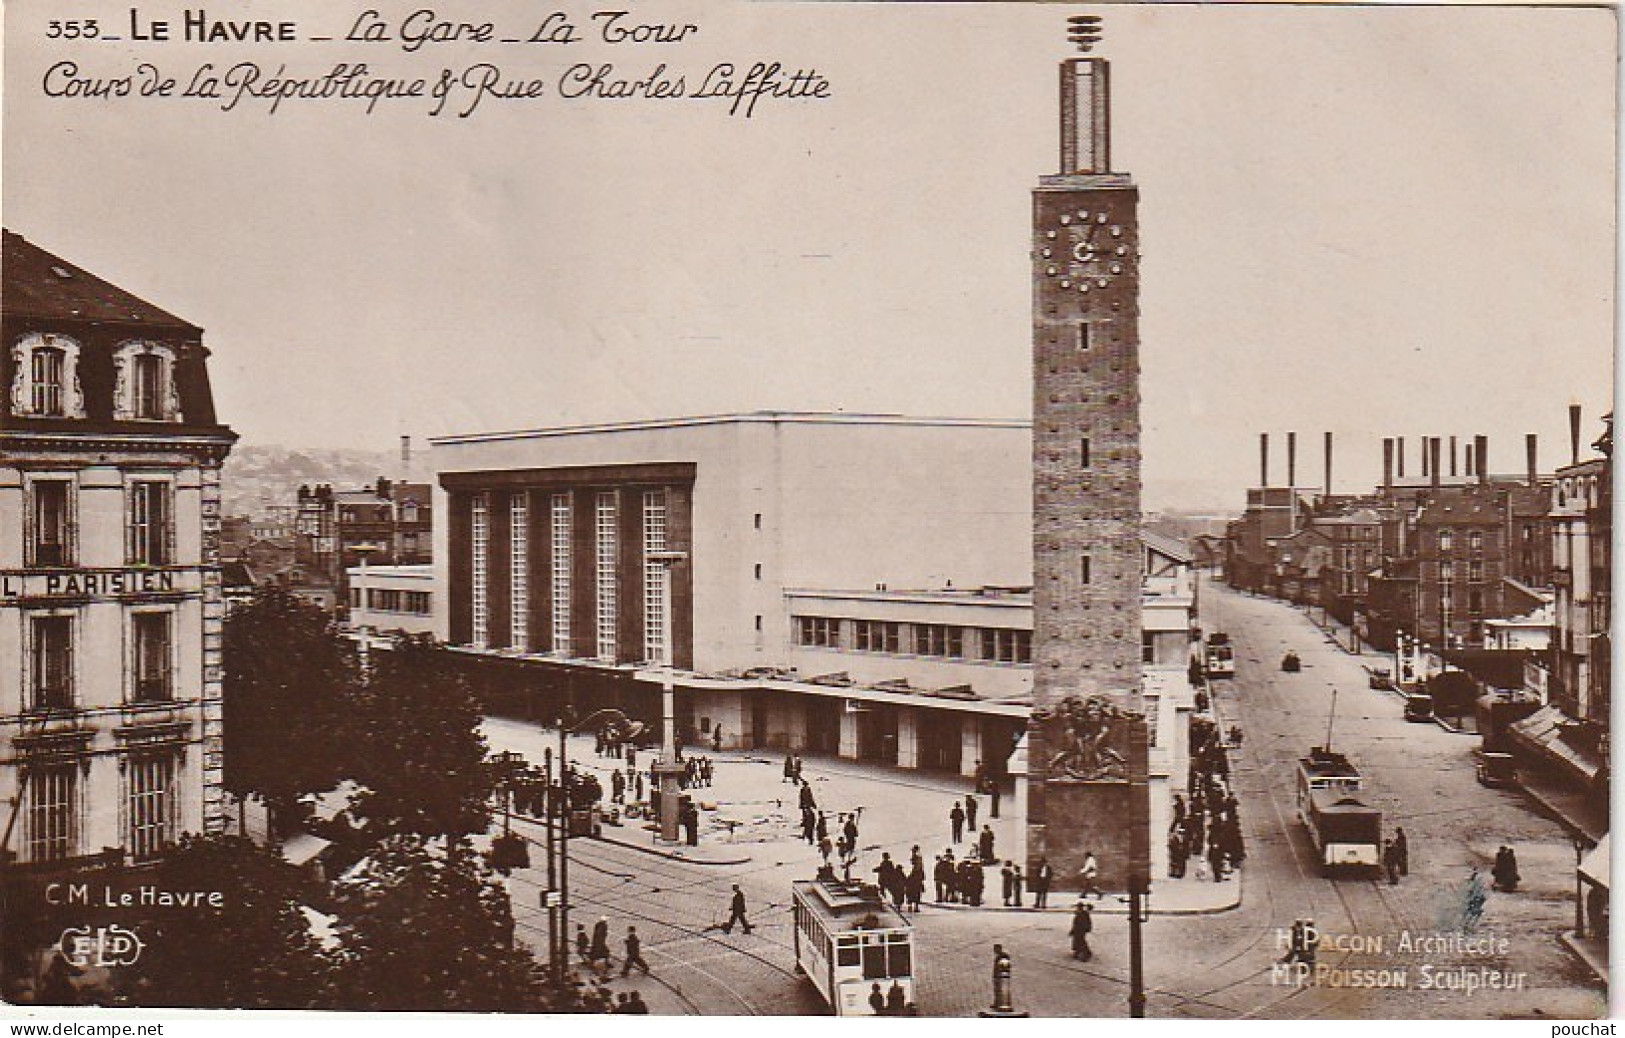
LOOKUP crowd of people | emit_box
[1170,715,1246,882]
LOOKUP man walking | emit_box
[590,916,613,975]
[1394,827,1409,876]
[621,926,651,976]
[950,800,966,844]
[1079,850,1103,899]
[722,883,754,934]
[1070,899,1094,961]
[965,793,979,832]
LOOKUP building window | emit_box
[1468,530,1484,553]
[1468,560,1484,584]
[854,620,900,653]
[754,563,762,580]
[1080,438,1091,469]
[1081,554,1092,585]
[470,493,489,648]
[1468,590,1483,616]
[126,754,176,863]
[1076,322,1091,350]
[915,623,964,658]
[131,612,173,703]
[595,492,618,662]
[406,591,431,615]
[981,628,1031,664]
[11,333,84,418]
[1439,561,1454,583]
[797,616,839,648]
[24,763,77,863]
[753,513,762,530]
[510,493,529,650]
[643,489,669,665]
[551,494,572,655]
[127,480,173,565]
[1142,630,1156,664]
[29,479,74,567]
[30,615,73,711]
[112,341,181,422]
[1437,528,1454,553]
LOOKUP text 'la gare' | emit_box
[345,9,701,53]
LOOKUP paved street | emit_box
[1184,581,1604,1019]
[473,582,1604,1018]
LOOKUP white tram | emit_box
[791,876,917,1015]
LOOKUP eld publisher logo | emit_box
[58,924,144,968]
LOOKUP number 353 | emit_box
[48,20,101,39]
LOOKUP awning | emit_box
[1579,835,1610,890]
[1506,705,1601,784]
[281,832,333,867]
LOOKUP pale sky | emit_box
[4,2,1615,510]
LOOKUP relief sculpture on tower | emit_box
[1032,694,1138,783]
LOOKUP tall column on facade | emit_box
[1028,16,1151,897]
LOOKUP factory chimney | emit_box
[1570,404,1583,465]
[1475,435,1489,484]
[1323,431,1333,499]
[1430,438,1441,490]
[1526,434,1539,487]
[1287,432,1297,488]
[1260,433,1270,487]
[1382,438,1394,496]
[1449,435,1458,478]
[1396,436,1406,480]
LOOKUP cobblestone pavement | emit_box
[476,585,1606,1018]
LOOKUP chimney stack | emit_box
[1475,434,1489,484]
[1570,404,1583,464]
[1422,436,1431,478]
[1287,432,1297,487]
[1260,433,1270,487]
[1449,435,1458,477]
[1430,438,1442,490]
[1464,437,1475,477]
[1324,431,1333,498]
[400,434,412,483]
[1397,436,1406,479]
[1526,433,1539,487]
[1382,438,1394,495]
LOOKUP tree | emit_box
[326,834,555,1012]
[223,587,360,837]
[128,834,334,1008]
[347,635,492,838]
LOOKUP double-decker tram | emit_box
[1296,747,1382,874]
[791,875,917,1015]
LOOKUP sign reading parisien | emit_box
[0,569,194,600]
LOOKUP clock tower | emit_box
[1027,16,1151,898]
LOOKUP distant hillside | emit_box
[222,445,400,518]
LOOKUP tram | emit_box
[1204,633,1236,679]
[1296,748,1382,873]
[791,874,917,1015]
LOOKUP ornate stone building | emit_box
[0,230,235,873]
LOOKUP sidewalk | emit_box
[928,869,1241,916]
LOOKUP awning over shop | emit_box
[1506,705,1601,784]
[1579,835,1610,890]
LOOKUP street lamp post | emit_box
[1572,835,1588,938]
[1127,880,1150,1018]
[654,678,684,843]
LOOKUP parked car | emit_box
[1475,751,1518,788]
[1368,667,1395,690]
[1280,651,1302,673]
[1402,692,1434,722]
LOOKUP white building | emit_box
[0,230,235,880]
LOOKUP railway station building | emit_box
[431,412,1198,869]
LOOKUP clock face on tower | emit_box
[1039,204,1133,295]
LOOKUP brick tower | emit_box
[1027,16,1151,896]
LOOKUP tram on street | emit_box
[791,875,917,1015]
[1204,633,1236,678]
[1296,748,1382,874]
